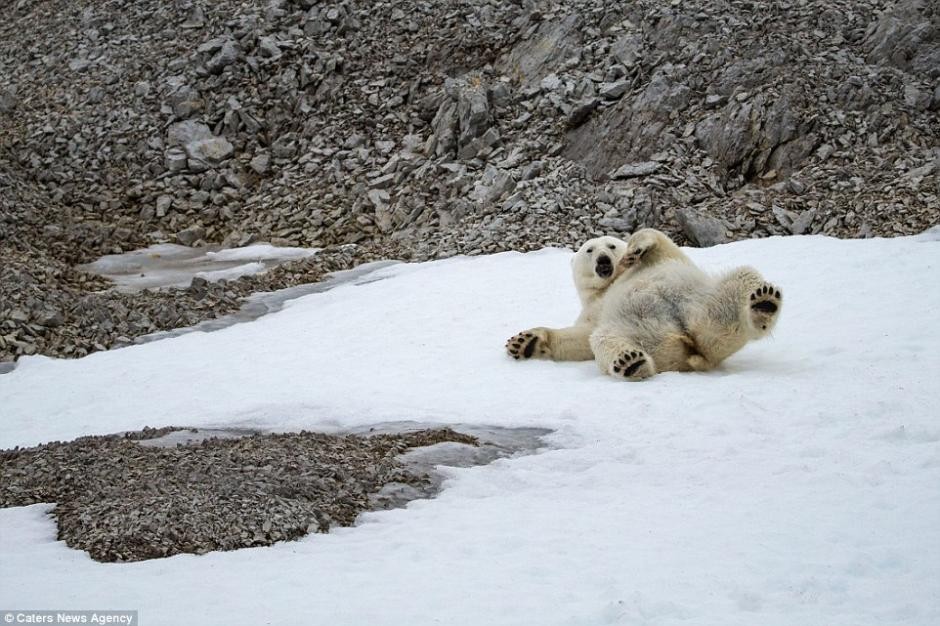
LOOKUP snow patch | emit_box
[3,234,940,626]
[77,243,319,292]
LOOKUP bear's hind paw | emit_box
[749,283,782,331]
[611,350,655,380]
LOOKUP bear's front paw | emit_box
[749,283,782,332]
[506,328,550,360]
[620,240,654,272]
[610,350,655,380]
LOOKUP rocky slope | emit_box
[1,0,938,361]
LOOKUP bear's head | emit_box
[571,235,629,293]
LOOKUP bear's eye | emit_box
[586,247,593,253]
[607,244,616,250]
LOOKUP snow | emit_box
[204,243,318,262]
[76,243,319,292]
[2,234,939,625]
[192,261,266,282]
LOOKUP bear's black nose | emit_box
[595,255,613,278]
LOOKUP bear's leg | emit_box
[506,325,594,361]
[688,267,782,366]
[617,228,694,276]
[589,327,657,380]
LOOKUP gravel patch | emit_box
[0,426,482,562]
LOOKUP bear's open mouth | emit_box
[595,256,613,278]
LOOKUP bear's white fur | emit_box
[505,235,628,361]
[507,229,783,380]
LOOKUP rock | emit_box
[271,136,297,159]
[367,189,390,209]
[540,74,562,91]
[599,81,629,100]
[567,98,600,128]
[167,121,213,147]
[186,137,234,168]
[430,99,458,157]
[705,94,726,108]
[176,225,206,246]
[206,40,239,75]
[610,161,661,179]
[470,166,515,206]
[181,6,205,29]
[164,148,188,172]
[258,36,282,60]
[789,209,816,235]
[167,85,203,119]
[249,153,271,175]
[498,14,583,85]
[676,208,728,247]
[456,84,492,155]
[904,84,931,110]
[156,195,172,217]
[369,174,395,190]
[0,86,16,113]
[863,0,940,78]
[167,121,233,168]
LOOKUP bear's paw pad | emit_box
[611,350,654,380]
[506,331,545,360]
[749,283,782,330]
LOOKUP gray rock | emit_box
[457,85,491,154]
[176,225,205,246]
[705,94,726,108]
[430,99,458,157]
[566,98,600,128]
[863,0,940,78]
[258,36,282,60]
[206,41,239,75]
[789,209,817,235]
[164,148,188,172]
[369,174,395,190]
[610,34,642,67]
[167,86,203,119]
[611,161,661,179]
[497,14,583,86]
[676,208,728,247]
[0,86,16,113]
[156,195,172,217]
[470,166,515,206]
[181,6,205,29]
[186,137,234,168]
[540,73,562,91]
[249,153,270,175]
[599,81,629,100]
[904,84,931,110]
[271,136,297,159]
[167,121,213,147]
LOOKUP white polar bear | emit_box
[506,235,629,361]
[507,229,783,380]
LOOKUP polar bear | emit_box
[592,228,782,380]
[505,235,629,361]
[507,229,783,381]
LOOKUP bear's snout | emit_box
[595,255,613,278]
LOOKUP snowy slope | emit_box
[2,234,939,625]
